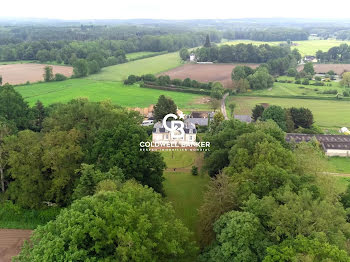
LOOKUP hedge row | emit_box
[142,82,211,95]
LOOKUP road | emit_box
[0,229,32,262]
[221,93,229,120]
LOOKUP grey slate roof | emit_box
[286,133,350,151]
[234,115,252,123]
[185,118,210,126]
[153,121,197,134]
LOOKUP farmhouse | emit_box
[152,121,197,146]
[185,111,214,126]
[189,53,196,62]
[303,56,318,63]
[286,133,350,157]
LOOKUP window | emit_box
[189,135,192,141]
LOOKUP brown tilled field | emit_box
[297,64,350,75]
[0,64,73,85]
[160,63,259,88]
[0,229,32,262]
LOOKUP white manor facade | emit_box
[152,121,197,146]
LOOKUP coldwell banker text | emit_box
[140,114,210,151]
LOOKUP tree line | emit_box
[316,43,350,63]
[223,28,309,41]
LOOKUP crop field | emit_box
[222,39,350,56]
[161,63,259,88]
[126,51,160,60]
[230,96,350,128]
[0,63,73,85]
[87,52,182,82]
[15,79,209,110]
[297,64,350,75]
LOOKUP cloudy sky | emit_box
[3,0,350,20]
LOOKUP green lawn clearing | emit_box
[328,157,350,174]
[163,171,210,242]
[161,151,197,169]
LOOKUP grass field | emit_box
[126,51,160,60]
[222,39,350,56]
[246,78,345,98]
[163,171,209,241]
[87,52,182,82]
[230,96,350,128]
[161,151,197,169]
[328,157,350,174]
[15,79,208,109]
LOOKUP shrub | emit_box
[142,74,157,82]
[323,89,338,94]
[295,80,301,84]
[302,79,309,85]
[343,91,350,97]
[298,86,305,89]
[191,166,199,176]
[54,73,67,81]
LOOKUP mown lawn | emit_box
[222,39,350,56]
[87,52,182,82]
[328,157,350,174]
[161,151,197,169]
[163,171,210,242]
[15,79,209,110]
[230,96,350,129]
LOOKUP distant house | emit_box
[303,56,318,63]
[286,133,350,157]
[234,115,252,123]
[152,121,197,146]
[189,53,196,62]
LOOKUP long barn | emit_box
[286,133,350,157]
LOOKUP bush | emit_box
[171,78,183,86]
[54,73,67,81]
[323,89,338,94]
[312,82,325,86]
[315,76,322,81]
[142,74,157,82]
[343,91,350,97]
[191,166,199,176]
[295,80,301,84]
[298,86,305,89]
[302,79,309,85]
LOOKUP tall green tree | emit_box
[262,105,287,131]
[153,95,177,122]
[15,182,197,262]
[341,72,350,88]
[43,65,54,82]
[303,62,315,75]
[73,59,88,77]
[204,34,211,48]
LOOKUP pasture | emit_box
[230,96,350,128]
[161,63,259,88]
[0,64,73,85]
[126,51,160,60]
[87,52,182,82]
[297,64,350,75]
[222,39,350,56]
[15,79,209,110]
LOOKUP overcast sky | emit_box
[3,0,350,20]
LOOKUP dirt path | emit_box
[0,229,32,262]
[221,93,229,120]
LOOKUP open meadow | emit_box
[14,52,210,110]
[230,95,350,129]
[15,79,208,109]
[126,51,161,60]
[222,39,350,56]
[87,52,182,82]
